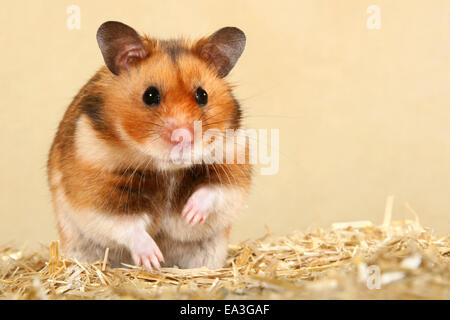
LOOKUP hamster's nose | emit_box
[161,118,194,146]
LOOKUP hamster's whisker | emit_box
[132,132,160,140]
[133,120,164,128]
[200,109,224,123]
[208,162,224,186]
[217,164,233,185]
[101,134,162,212]
[101,153,143,213]
[154,112,168,127]
[202,120,230,128]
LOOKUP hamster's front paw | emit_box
[131,234,164,271]
[182,186,217,225]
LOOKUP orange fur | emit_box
[48,27,251,269]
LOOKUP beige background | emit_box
[1,0,449,247]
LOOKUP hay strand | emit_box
[0,218,448,300]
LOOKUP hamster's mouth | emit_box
[141,145,202,171]
[130,129,229,170]
[149,154,199,171]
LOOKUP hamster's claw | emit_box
[133,249,163,271]
[183,206,208,226]
[131,235,164,271]
[182,186,216,226]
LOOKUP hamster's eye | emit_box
[195,87,208,107]
[143,86,160,107]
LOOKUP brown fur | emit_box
[48,27,251,269]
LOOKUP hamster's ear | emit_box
[96,21,148,75]
[196,27,246,78]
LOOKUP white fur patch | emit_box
[49,169,62,187]
[75,115,148,170]
[54,186,151,252]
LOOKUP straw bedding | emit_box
[1,214,449,299]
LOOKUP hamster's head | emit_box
[95,21,246,170]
